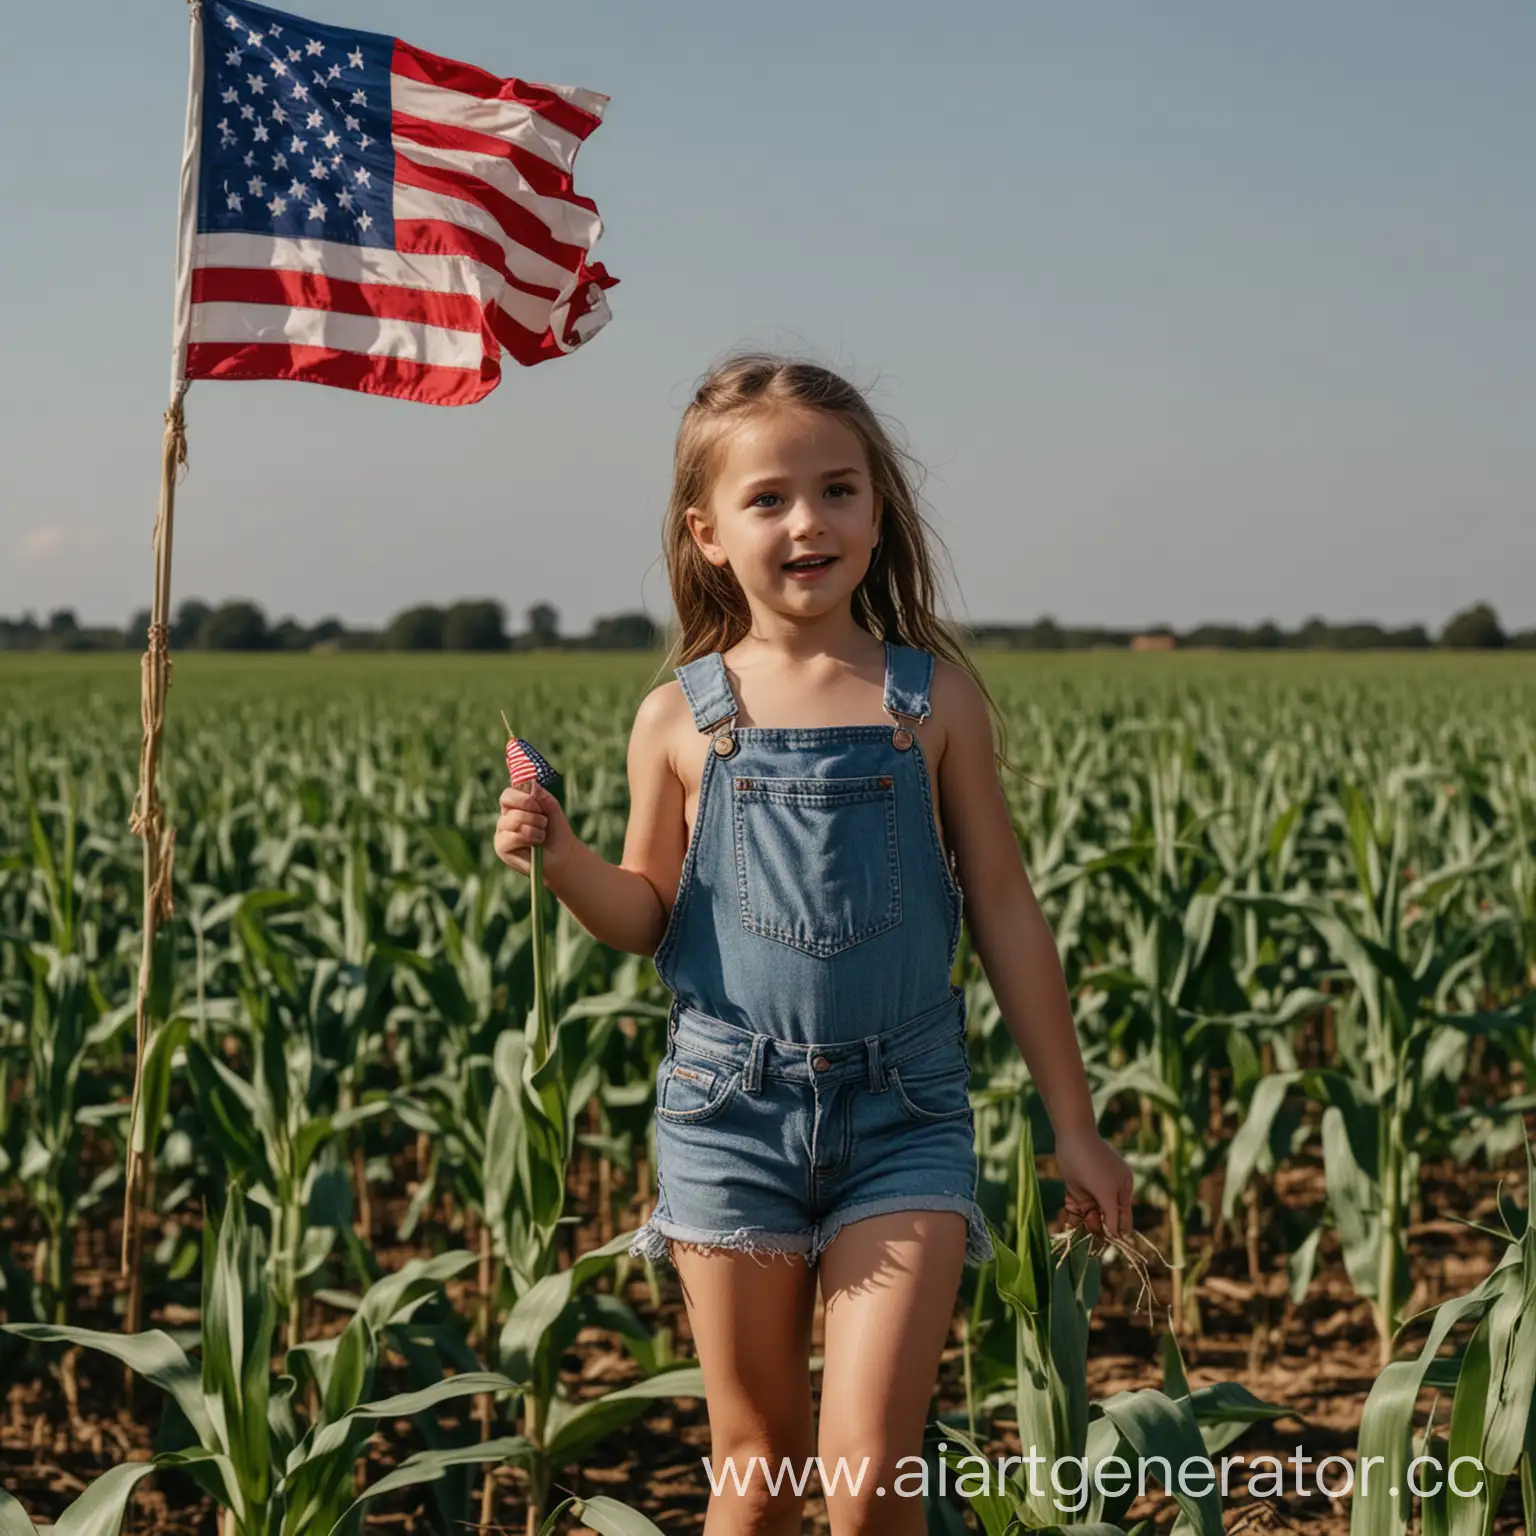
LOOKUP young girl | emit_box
[494,355,1133,1534]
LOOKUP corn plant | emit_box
[1224,774,1533,1362]
[1351,1139,1535,1536]
[936,1120,1288,1534]
[5,1191,524,1536]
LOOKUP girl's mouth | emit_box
[783,555,837,580]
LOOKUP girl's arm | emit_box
[498,686,687,957]
[936,664,1134,1238]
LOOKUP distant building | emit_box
[1130,633,1176,652]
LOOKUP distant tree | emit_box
[588,611,659,650]
[1509,629,1536,651]
[1252,621,1286,650]
[271,618,312,651]
[525,602,560,648]
[382,605,446,650]
[199,600,270,651]
[172,599,213,649]
[308,616,346,647]
[444,599,507,652]
[1386,625,1432,650]
[125,608,152,646]
[1023,616,1065,651]
[47,609,79,636]
[1441,602,1506,650]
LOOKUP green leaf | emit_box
[2,1324,212,1445]
[497,1228,637,1384]
[1098,1388,1223,1536]
[0,1488,40,1536]
[49,1464,161,1536]
[544,1367,707,1465]
[570,1495,670,1536]
[321,1437,534,1536]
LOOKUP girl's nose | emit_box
[786,496,826,535]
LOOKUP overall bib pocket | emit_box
[731,774,901,958]
[656,1053,740,1123]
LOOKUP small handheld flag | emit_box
[501,715,559,789]
[187,0,617,405]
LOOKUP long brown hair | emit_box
[656,352,1015,776]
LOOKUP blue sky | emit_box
[1,1,1530,634]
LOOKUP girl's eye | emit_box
[750,492,781,510]
[825,483,855,500]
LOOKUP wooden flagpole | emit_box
[121,0,205,1335]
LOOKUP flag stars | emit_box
[348,47,364,69]
[357,211,373,232]
[239,102,256,121]
[286,46,302,63]
[351,89,367,106]
[327,64,342,81]
[225,48,241,66]
[353,167,371,188]
[272,151,288,169]
[291,83,309,101]
[246,74,266,94]
[310,158,330,179]
[253,123,270,143]
[321,129,339,148]
[221,86,238,104]
[248,175,266,196]
[224,12,241,28]
[246,30,263,46]
[267,194,288,216]
[290,135,308,153]
[243,150,256,167]
[344,113,360,132]
[307,38,325,56]
[336,188,354,210]
[357,134,372,151]
[307,110,324,128]
[308,200,328,221]
[288,177,307,199]
[269,58,288,77]
[226,188,243,211]
[270,104,287,123]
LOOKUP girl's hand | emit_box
[494,782,576,876]
[1055,1127,1135,1242]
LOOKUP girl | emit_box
[494,355,1134,1535]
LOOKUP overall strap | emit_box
[883,641,936,723]
[675,651,738,732]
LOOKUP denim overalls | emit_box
[629,641,994,1268]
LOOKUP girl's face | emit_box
[686,406,881,622]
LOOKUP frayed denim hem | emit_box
[628,1215,814,1269]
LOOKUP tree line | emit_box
[0,598,1529,654]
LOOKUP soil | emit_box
[2,1147,1530,1534]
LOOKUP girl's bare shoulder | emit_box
[629,681,702,784]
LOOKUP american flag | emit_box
[506,736,558,788]
[188,0,617,405]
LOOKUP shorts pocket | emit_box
[656,1053,740,1124]
[732,774,901,958]
[889,1048,972,1123]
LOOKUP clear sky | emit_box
[2,1,1531,635]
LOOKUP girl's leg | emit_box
[673,1242,820,1535]
[815,1210,968,1536]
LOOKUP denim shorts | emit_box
[630,988,992,1268]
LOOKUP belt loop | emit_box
[742,1034,765,1094]
[865,1035,886,1093]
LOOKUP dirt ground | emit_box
[2,1150,1529,1534]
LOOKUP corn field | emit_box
[1,650,1533,1535]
